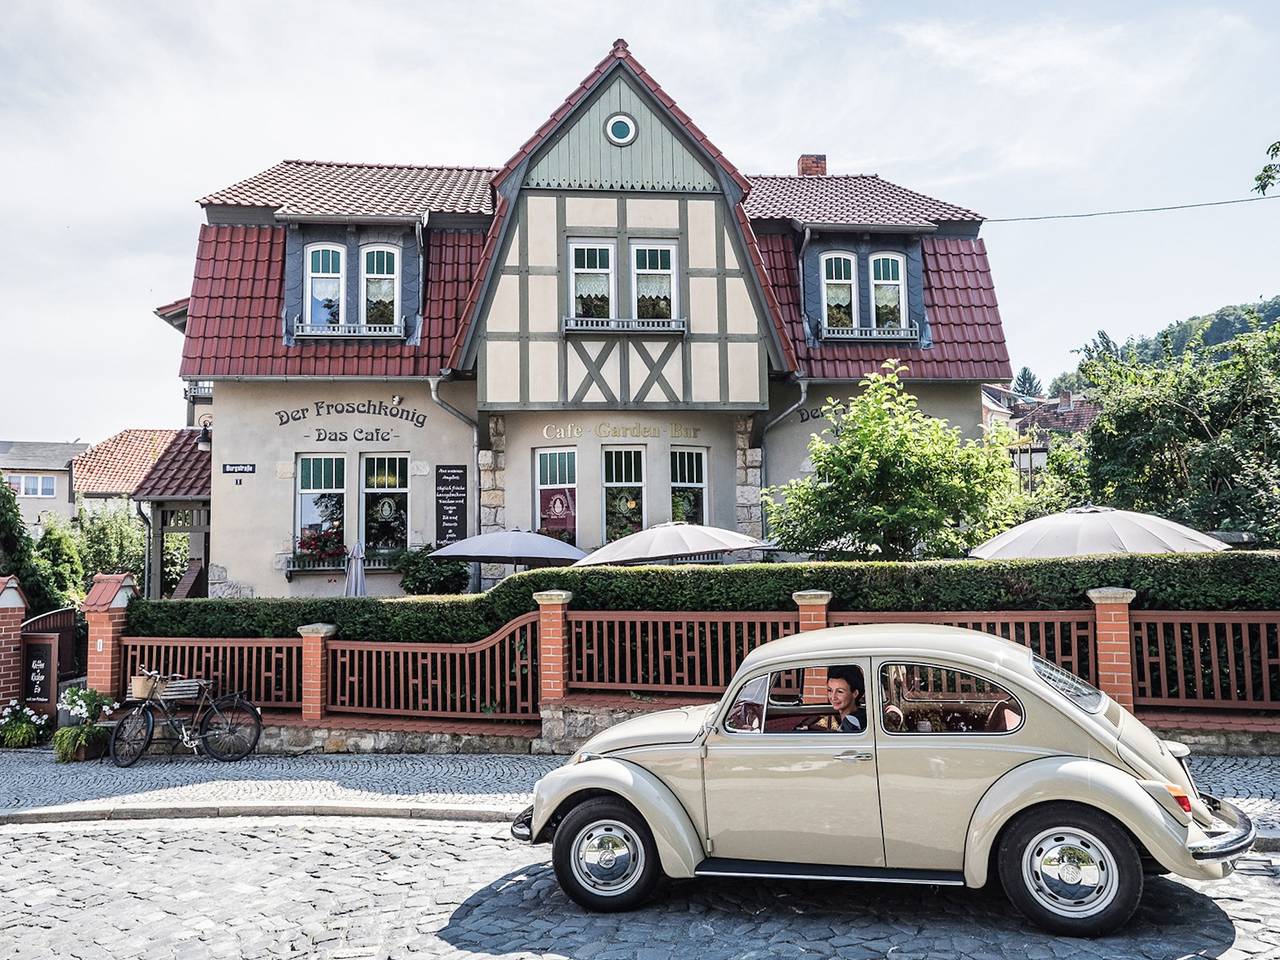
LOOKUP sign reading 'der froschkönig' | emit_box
[435,465,467,545]
[275,399,429,443]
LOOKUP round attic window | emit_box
[605,113,637,146]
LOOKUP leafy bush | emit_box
[124,551,1280,644]
[37,518,85,602]
[72,497,187,597]
[0,700,49,747]
[395,545,469,595]
[0,472,70,615]
[52,723,109,762]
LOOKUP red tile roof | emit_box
[200,160,495,217]
[82,572,137,613]
[744,175,982,228]
[1017,395,1102,434]
[132,429,211,501]
[756,232,1012,381]
[73,429,182,496]
[154,297,190,318]
[179,225,487,379]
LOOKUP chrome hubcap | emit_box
[1022,827,1118,918]
[570,819,644,896]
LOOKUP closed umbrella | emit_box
[343,540,367,597]
[969,505,1230,560]
[429,530,586,567]
[573,522,770,567]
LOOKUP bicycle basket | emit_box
[159,679,206,702]
[130,675,163,700]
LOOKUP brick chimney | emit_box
[797,154,827,176]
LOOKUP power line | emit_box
[986,193,1280,223]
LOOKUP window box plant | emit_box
[52,687,118,762]
[0,700,49,748]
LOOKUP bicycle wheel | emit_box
[199,695,261,761]
[110,705,154,767]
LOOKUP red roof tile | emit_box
[744,175,982,227]
[82,573,137,613]
[756,232,1012,381]
[179,224,486,379]
[73,429,182,497]
[200,160,495,217]
[1017,396,1101,434]
[132,429,211,501]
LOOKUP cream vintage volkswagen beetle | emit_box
[512,624,1254,937]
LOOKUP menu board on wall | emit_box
[435,465,467,546]
[22,634,57,717]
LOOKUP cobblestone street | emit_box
[1,817,1277,960]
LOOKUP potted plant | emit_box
[0,699,49,748]
[295,527,348,566]
[52,687,118,762]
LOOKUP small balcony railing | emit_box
[184,382,213,402]
[284,550,401,581]
[821,323,920,342]
[562,317,687,335]
[294,320,406,339]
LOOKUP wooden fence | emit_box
[566,611,800,694]
[828,610,1097,685]
[1131,612,1280,711]
[120,637,305,708]
[326,612,539,719]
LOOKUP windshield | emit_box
[1032,654,1104,713]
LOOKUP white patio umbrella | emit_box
[343,540,367,597]
[573,522,770,567]
[969,505,1230,560]
[428,530,586,567]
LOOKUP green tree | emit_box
[764,363,1025,559]
[0,473,67,614]
[1024,433,1093,518]
[1084,321,1280,543]
[1255,139,1280,194]
[72,498,146,592]
[36,518,84,602]
[1012,366,1043,397]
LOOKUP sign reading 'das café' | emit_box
[435,465,468,545]
[275,399,428,443]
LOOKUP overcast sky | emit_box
[2,0,1276,443]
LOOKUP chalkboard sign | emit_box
[435,465,468,546]
[22,633,58,718]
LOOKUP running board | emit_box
[694,858,965,886]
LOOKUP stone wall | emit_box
[734,415,763,538]
[478,414,508,589]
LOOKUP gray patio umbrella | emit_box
[428,530,586,567]
[573,522,770,567]
[343,540,367,597]
[969,505,1230,560]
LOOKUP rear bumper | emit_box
[1189,794,1255,863]
[510,804,534,843]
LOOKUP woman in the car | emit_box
[807,666,867,733]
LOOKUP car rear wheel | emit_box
[552,797,661,912]
[998,803,1143,937]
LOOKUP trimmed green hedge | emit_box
[123,551,1280,644]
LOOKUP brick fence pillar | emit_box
[84,573,138,697]
[1088,587,1137,710]
[0,577,29,703]
[534,590,573,702]
[794,590,832,703]
[298,623,337,721]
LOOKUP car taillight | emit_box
[1165,784,1192,814]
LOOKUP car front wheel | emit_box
[552,797,661,912]
[997,802,1143,937]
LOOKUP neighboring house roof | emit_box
[0,441,87,472]
[744,175,982,228]
[179,224,485,379]
[73,429,181,497]
[199,159,496,217]
[756,233,1011,381]
[133,429,211,501]
[155,297,190,334]
[1017,395,1102,434]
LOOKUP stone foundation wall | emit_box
[478,414,508,590]
[257,723,535,756]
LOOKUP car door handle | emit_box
[835,751,874,762]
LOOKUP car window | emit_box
[724,675,769,733]
[762,664,869,735]
[880,662,1023,735]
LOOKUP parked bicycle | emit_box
[109,667,262,767]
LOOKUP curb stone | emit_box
[0,800,523,827]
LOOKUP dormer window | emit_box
[361,246,399,327]
[306,244,344,327]
[821,252,856,331]
[871,253,907,329]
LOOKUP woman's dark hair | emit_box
[827,665,864,695]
